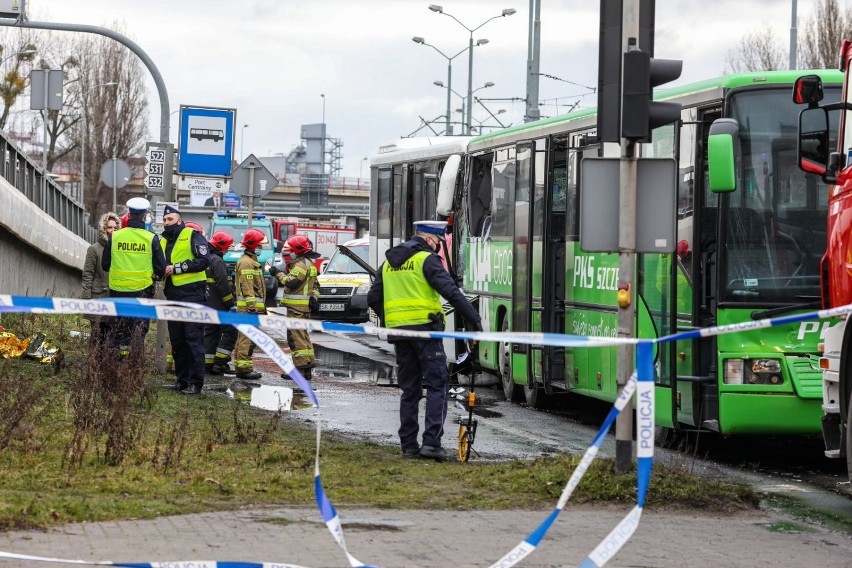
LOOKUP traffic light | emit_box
[621,49,683,141]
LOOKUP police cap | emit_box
[163,204,181,217]
[413,220,448,237]
[126,197,150,214]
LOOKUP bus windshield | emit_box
[720,87,839,304]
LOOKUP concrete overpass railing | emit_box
[0,131,92,297]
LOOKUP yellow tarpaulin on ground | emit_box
[0,331,30,358]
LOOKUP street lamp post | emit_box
[80,81,117,212]
[435,80,493,133]
[240,123,249,160]
[428,5,516,135]
[413,36,485,136]
[320,94,326,176]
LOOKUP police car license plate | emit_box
[319,303,345,311]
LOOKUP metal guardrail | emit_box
[0,131,96,243]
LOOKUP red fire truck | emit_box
[794,41,852,481]
[272,218,356,267]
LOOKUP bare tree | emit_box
[0,30,38,130]
[725,26,786,73]
[799,0,852,69]
[67,27,149,221]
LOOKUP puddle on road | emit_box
[315,344,396,385]
[228,385,312,412]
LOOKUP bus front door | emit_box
[512,138,562,408]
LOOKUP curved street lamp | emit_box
[428,4,516,134]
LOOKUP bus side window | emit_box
[469,156,493,237]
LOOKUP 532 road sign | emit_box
[144,143,174,192]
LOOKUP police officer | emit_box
[367,220,481,462]
[269,234,320,381]
[233,228,267,380]
[204,231,238,375]
[102,197,167,359]
[160,205,211,395]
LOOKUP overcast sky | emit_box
[27,0,829,177]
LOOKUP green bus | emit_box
[370,70,841,437]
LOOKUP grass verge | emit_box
[0,313,759,530]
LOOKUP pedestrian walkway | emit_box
[2,505,850,567]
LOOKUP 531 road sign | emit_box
[144,143,174,193]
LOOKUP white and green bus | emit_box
[370,70,841,437]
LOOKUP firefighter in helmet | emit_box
[233,228,267,380]
[268,234,320,380]
[204,231,238,375]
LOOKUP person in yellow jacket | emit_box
[101,197,167,360]
[367,221,481,462]
[233,228,267,380]
[269,234,320,381]
[160,205,211,395]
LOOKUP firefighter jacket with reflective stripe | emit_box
[381,250,443,328]
[169,227,207,287]
[206,252,235,310]
[277,256,318,314]
[109,228,155,292]
[235,250,265,309]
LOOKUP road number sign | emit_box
[145,144,170,192]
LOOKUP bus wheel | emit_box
[654,426,684,450]
[499,318,521,402]
[846,391,852,483]
[523,380,545,409]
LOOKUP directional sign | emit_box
[178,105,235,177]
[145,142,174,194]
[177,175,230,194]
[231,154,279,199]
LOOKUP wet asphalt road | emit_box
[243,329,852,534]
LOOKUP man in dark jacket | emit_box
[367,220,481,462]
[204,231,238,375]
[160,205,211,395]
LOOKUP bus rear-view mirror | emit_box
[792,74,824,106]
[798,107,830,177]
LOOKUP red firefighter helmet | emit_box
[241,228,265,251]
[120,213,130,228]
[209,231,234,253]
[184,221,205,236]
[286,234,313,256]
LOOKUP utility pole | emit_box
[789,0,798,70]
[614,0,682,473]
[524,0,541,122]
[615,0,640,474]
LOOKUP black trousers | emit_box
[168,320,206,386]
[203,323,238,366]
[394,338,449,451]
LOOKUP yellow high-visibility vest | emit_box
[170,227,206,286]
[109,228,155,292]
[381,251,443,328]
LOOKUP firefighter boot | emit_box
[236,369,262,381]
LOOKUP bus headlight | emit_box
[723,358,783,385]
[723,359,743,384]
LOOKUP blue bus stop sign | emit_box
[178,106,236,177]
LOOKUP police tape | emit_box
[0,295,843,568]
[0,295,374,568]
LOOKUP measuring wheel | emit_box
[457,417,478,462]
